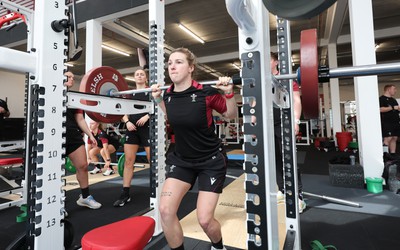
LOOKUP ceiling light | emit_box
[178,23,205,44]
[101,44,131,57]
[125,76,135,82]
[375,44,380,50]
[64,62,74,67]
[232,63,241,70]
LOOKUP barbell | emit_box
[78,69,241,122]
[77,29,400,121]
[274,29,400,118]
[65,153,144,177]
[109,75,242,96]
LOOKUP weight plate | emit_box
[65,157,76,174]
[118,153,125,177]
[300,29,319,119]
[263,0,337,20]
[79,66,128,123]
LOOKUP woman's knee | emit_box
[75,162,88,172]
[124,159,135,169]
[197,213,213,230]
[159,202,176,223]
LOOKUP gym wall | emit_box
[0,70,25,118]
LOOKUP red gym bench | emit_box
[0,157,24,166]
[0,157,24,211]
[81,216,155,250]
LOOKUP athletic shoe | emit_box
[298,198,307,214]
[211,246,227,250]
[76,195,102,209]
[277,191,285,203]
[102,169,114,176]
[113,193,131,207]
[89,167,101,174]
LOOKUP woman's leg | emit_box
[100,145,116,170]
[159,178,191,248]
[88,147,101,173]
[196,191,222,244]
[69,145,102,209]
[144,146,150,163]
[69,145,89,189]
[88,148,99,162]
[123,143,139,187]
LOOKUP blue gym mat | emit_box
[117,152,244,160]
[116,151,146,156]
[227,154,244,161]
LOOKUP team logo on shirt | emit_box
[169,165,176,173]
[191,94,197,102]
[168,96,171,103]
[210,177,217,185]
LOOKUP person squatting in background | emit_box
[87,121,121,176]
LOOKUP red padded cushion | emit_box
[0,158,23,165]
[81,216,155,250]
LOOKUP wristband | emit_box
[225,92,235,99]
[125,120,130,124]
[106,159,111,162]
[153,96,163,104]
[295,119,301,125]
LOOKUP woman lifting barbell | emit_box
[87,121,121,176]
[64,71,102,210]
[151,47,237,250]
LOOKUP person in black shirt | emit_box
[151,48,237,250]
[0,99,10,140]
[379,84,400,156]
[64,71,101,209]
[113,67,151,207]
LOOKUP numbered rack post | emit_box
[227,0,280,249]
[145,0,167,236]
[23,1,68,249]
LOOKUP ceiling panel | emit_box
[7,0,400,87]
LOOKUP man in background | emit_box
[379,84,400,158]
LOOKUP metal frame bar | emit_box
[295,121,310,146]
[143,0,167,236]
[227,0,279,249]
[276,17,301,250]
[66,91,154,115]
[0,140,25,152]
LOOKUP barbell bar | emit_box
[108,74,242,96]
[274,29,400,118]
[65,154,145,177]
[275,62,400,83]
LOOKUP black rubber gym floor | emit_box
[1,144,400,249]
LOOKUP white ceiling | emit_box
[2,0,400,87]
